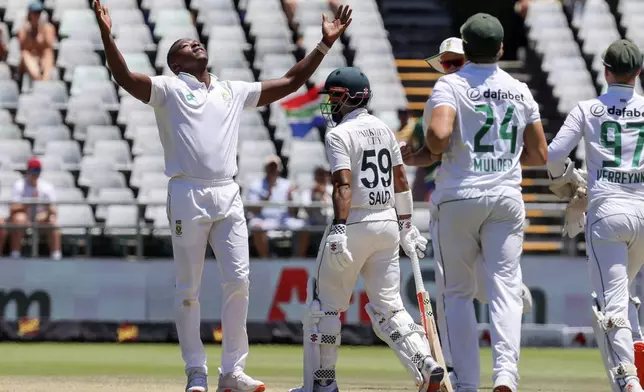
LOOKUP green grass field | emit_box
[0,343,607,391]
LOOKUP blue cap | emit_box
[28,1,44,12]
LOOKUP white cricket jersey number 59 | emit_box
[473,104,518,154]
[360,148,392,189]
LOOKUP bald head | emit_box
[167,38,187,73]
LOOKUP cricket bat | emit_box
[410,253,454,392]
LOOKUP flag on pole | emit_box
[281,86,325,138]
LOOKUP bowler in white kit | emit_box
[547,39,644,392]
[93,1,353,391]
[289,67,443,392]
[423,14,547,392]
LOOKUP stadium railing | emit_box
[0,199,434,258]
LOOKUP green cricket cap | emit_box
[602,39,643,75]
[460,13,504,57]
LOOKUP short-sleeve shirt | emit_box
[426,63,541,192]
[147,72,262,181]
[325,108,403,221]
[246,177,292,221]
[12,178,56,216]
[548,84,644,208]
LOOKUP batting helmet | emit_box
[319,67,371,126]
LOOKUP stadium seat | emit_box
[59,10,98,37]
[33,126,72,155]
[0,170,22,189]
[131,156,165,188]
[110,9,146,29]
[56,187,85,203]
[57,39,95,69]
[198,9,241,26]
[117,96,151,125]
[65,95,105,124]
[101,0,138,9]
[72,110,113,141]
[0,109,12,124]
[219,68,255,82]
[88,171,128,200]
[140,188,166,220]
[0,140,32,170]
[191,0,235,12]
[0,80,20,109]
[132,130,164,157]
[61,52,103,81]
[70,66,110,96]
[40,171,76,189]
[139,172,169,195]
[44,140,82,171]
[32,81,69,108]
[0,124,21,140]
[84,126,123,154]
[39,155,66,172]
[57,204,96,235]
[16,94,52,125]
[93,140,133,170]
[95,188,135,220]
[104,205,140,236]
[113,25,156,49]
[125,111,158,139]
[78,156,117,187]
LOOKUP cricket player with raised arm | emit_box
[402,36,534,390]
[422,14,548,392]
[547,39,644,392]
[289,67,443,392]
[92,1,352,391]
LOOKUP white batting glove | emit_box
[562,186,588,238]
[325,224,353,271]
[399,218,427,259]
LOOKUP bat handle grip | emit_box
[409,253,425,294]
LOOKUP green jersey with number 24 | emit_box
[427,63,541,191]
[548,84,644,206]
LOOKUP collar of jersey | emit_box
[178,72,217,90]
[340,108,369,124]
[463,62,498,70]
[607,83,635,95]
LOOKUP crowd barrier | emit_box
[0,256,638,347]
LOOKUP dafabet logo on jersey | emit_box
[590,103,644,118]
[467,88,525,102]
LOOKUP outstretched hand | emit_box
[93,0,112,36]
[322,4,352,46]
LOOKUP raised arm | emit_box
[256,5,352,107]
[93,0,151,103]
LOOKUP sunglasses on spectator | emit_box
[27,168,41,174]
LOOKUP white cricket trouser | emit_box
[587,199,644,372]
[316,218,404,314]
[168,177,250,375]
[430,187,524,391]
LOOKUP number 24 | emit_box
[474,104,518,154]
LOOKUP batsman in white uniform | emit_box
[547,39,644,392]
[93,1,353,391]
[290,67,443,392]
[423,14,548,392]
[402,36,534,388]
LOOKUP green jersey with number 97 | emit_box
[549,84,644,206]
[427,63,541,192]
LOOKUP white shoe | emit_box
[288,380,339,392]
[217,369,265,392]
[418,356,445,392]
[521,283,533,314]
[186,367,208,392]
[492,374,515,392]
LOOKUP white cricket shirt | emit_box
[148,72,262,181]
[427,63,541,194]
[325,108,403,223]
[549,84,644,208]
[12,178,56,215]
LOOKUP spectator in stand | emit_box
[298,166,332,255]
[0,26,8,62]
[0,218,6,255]
[9,157,61,260]
[18,1,56,82]
[246,155,305,258]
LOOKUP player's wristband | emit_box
[316,41,330,55]
[395,190,413,216]
[332,219,346,225]
[330,223,347,235]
